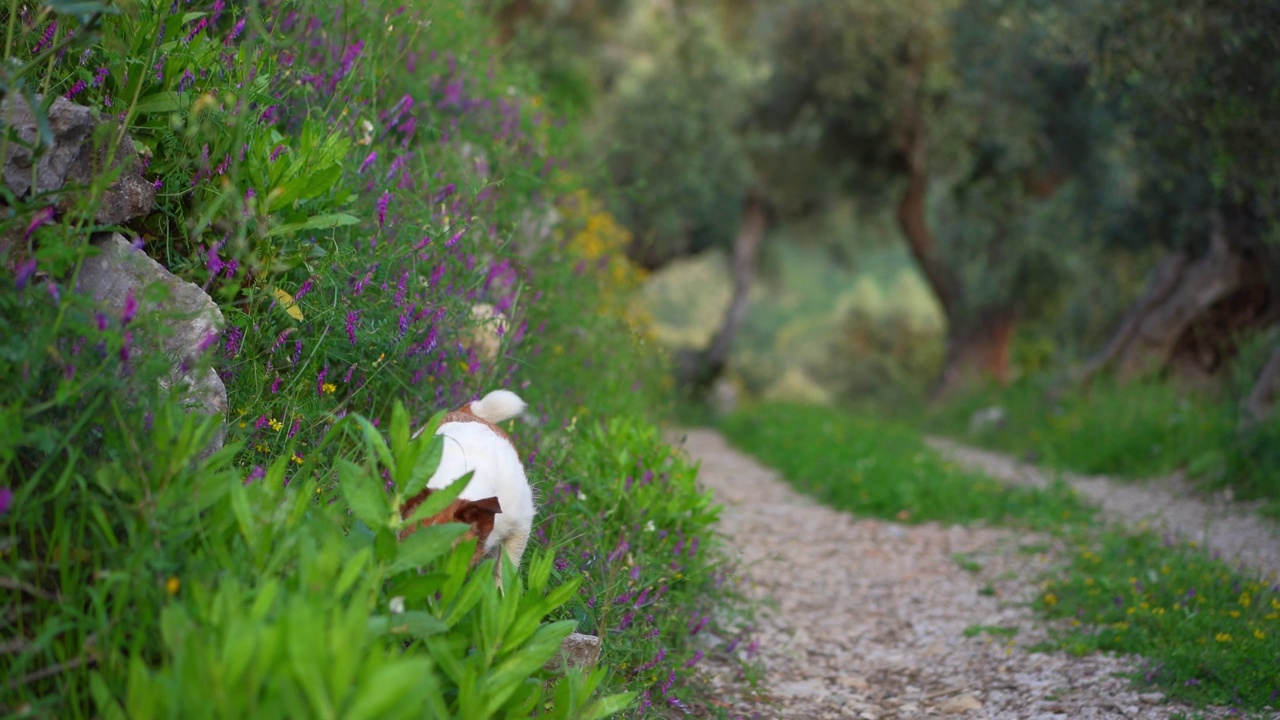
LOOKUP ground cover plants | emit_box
[720,402,1280,713]
[925,369,1280,517]
[1,1,738,716]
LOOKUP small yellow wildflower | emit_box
[1043,593,1058,607]
[291,453,304,465]
[316,486,323,495]
[269,418,284,432]
[323,383,337,394]
[1230,610,1241,618]
[1239,592,1252,608]
[255,443,269,453]
[1255,629,1266,640]
[166,577,181,595]
[1215,632,1232,643]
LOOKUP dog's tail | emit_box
[468,389,527,424]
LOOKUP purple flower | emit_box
[292,340,302,365]
[359,151,377,173]
[0,487,12,515]
[224,17,246,45]
[316,364,329,395]
[245,466,265,484]
[93,67,110,86]
[32,21,56,54]
[15,259,37,291]
[345,311,359,344]
[445,229,464,248]
[64,79,88,99]
[224,326,244,357]
[432,183,456,203]
[121,288,138,326]
[269,144,287,162]
[270,376,282,394]
[25,207,55,239]
[295,277,315,301]
[376,191,390,228]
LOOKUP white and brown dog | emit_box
[401,390,534,572]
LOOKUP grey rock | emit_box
[543,633,601,672]
[1,95,155,225]
[79,234,227,449]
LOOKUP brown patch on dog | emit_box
[400,488,502,564]
[443,405,513,442]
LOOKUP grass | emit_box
[720,401,1280,713]
[720,403,1094,529]
[926,378,1232,479]
[1035,529,1280,710]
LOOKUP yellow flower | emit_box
[322,383,337,394]
[1043,593,1058,607]
[1255,629,1266,640]
[1215,633,1232,643]
[272,287,305,321]
[166,577,180,595]
[291,453,304,465]
[1230,610,1241,618]
[269,418,283,432]
[1239,592,1252,608]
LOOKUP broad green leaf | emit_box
[387,523,468,576]
[338,459,390,530]
[134,91,185,114]
[404,471,472,528]
[343,659,438,720]
[403,431,444,498]
[266,213,360,238]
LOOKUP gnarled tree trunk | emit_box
[1081,215,1270,385]
[934,310,1017,398]
[676,190,767,392]
[1242,342,1280,428]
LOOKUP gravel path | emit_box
[926,437,1280,583]
[672,428,1233,720]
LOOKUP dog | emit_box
[401,390,534,574]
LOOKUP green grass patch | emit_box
[720,403,1093,528]
[963,624,1019,639]
[927,378,1232,480]
[1035,531,1280,709]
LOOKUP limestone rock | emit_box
[1,95,155,225]
[543,633,601,672]
[78,234,227,449]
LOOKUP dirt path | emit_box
[673,428,1231,720]
[927,437,1280,583]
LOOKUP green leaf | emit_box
[266,213,359,238]
[403,471,472,528]
[338,459,391,530]
[403,432,444,498]
[375,610,449,640]
[584,692,637,720]
[387,523,468,576]
[343,659,438,720]
[133,91,185,115]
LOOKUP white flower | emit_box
[577,492,586,502]
[389,596,405,615]
[645,520,656,533]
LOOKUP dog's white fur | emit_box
[416,390,534,569]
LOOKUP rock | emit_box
[78,234,227,449]
[968,405,1007,435]
[543,632,601,672]
[939,694,983,714]
[1,95,155,226]
[1137,692,1164,705]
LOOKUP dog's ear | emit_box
[454,496,502,524]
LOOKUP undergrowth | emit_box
[720,403,1093,528]
[0,0,740,717]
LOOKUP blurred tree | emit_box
[754,0,1116,397]
[1071,0,1280,385]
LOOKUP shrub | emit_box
[0,0,730,716]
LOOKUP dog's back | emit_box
[406,390,535,569]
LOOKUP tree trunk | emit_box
[677,191,766,392]
[933,310,1017,400]
[1242,342,1280,428]
[1081,215,1257,384]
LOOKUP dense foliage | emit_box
[0,1,741,716]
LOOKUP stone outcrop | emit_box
[1,95,155,226]
[543,633,602,672]
[78,234,228,449]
